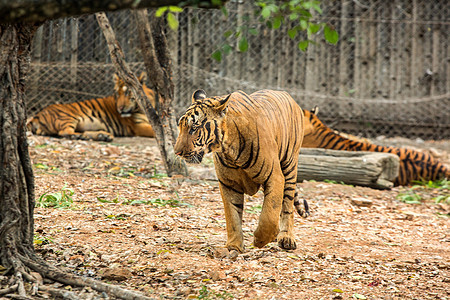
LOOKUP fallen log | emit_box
[297,148,399,189]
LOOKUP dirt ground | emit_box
[26,134,449,299]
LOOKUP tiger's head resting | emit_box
[27,115,44,135]
[174,89,231,164]
[114,72,156,117]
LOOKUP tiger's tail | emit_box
[294,191,310,218]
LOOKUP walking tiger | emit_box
[174,89,308,253]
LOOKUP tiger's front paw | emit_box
[253,225,279,248]
[277,232,297,250]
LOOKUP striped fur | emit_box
[302,108,449,186]
[27,74,155,141]
[175,89,305,253]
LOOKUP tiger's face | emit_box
[27,116,43,135]
[114,72,155,117]
[174,90,231,164]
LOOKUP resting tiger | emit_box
[174,89,308,253]
[302,108,449,186]
[27,73,155,141]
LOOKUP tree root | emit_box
[38,285,80,300]
[0,284,18,295]
[1,253,153,300]
[20,254,154,300]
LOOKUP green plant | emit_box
[323,179,353,186]
[34,234,54,245]
[198,285,233,299]
[36,185,74,208]
[212,0,338,61]
[399,178,449,204]
[148,198,191,207]
[97,194,191,207]
[246,205,262,214]
[412,178,448,190]
[396,192,422,204]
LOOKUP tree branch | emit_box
[0,0,226,24]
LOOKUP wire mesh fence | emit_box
[26,0,450,140]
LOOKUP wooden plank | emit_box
[297,148,400,190]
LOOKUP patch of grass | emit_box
[33,162,63,174]
[246,205,262,214]
[434,194,450,204]
[396,191,422,204]
[36,185,74,208]
[34,234,54,245]
[97,193,191,207]
[198,285,233,299]
[323,179,353,187]
[412,178,448,189]
[147,198,191,207]
[397,178,449,205]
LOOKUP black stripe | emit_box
[218,179,243,194]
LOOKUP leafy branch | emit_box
[212,0,339,61]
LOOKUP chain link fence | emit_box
[26,0,450,140]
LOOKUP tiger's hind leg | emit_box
[277,177,298,250]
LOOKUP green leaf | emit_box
[289,13,299,21]
[273,16,282,29]
[312,2,323,14]
[324,25,339,44]
[155,7,168,17]
[353,294,367,300]
[167,12,179,30]
[332,288,344,293]
[249,28,259,36]
[238,37,248,52]
[224,30,233,38]
[168,6,183,13]
[221,6,228,17]
[261,6,271,19]
[309,23,321,34]
[300,19,308,30]
[222,44,232,55]
[298,40,309,51]
[211,50,222,62]
[288,28,297,39]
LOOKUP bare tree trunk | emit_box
[0,21,167,300]
[96,11,187,177]
[134,9,188,176]
[0,23,38,291]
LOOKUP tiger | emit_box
[174,89,308,254]
[27,73,156,141]
[302,107,449,186]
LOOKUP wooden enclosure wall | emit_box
[26,0,450,139]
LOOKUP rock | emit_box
[213,247,230,259]
[209,270,226,281]
[351,197,373,207]
[100,267,132,281]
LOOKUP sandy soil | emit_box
[26,135,449,299]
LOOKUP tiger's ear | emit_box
[192,89,207,103]
[138,72,147,84]
[310,106,319,115]
[214,94,231,113]
[113,74,121,92]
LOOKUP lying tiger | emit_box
[174,89,308,253]
[302,107,449,186]
[27,73,155,141]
